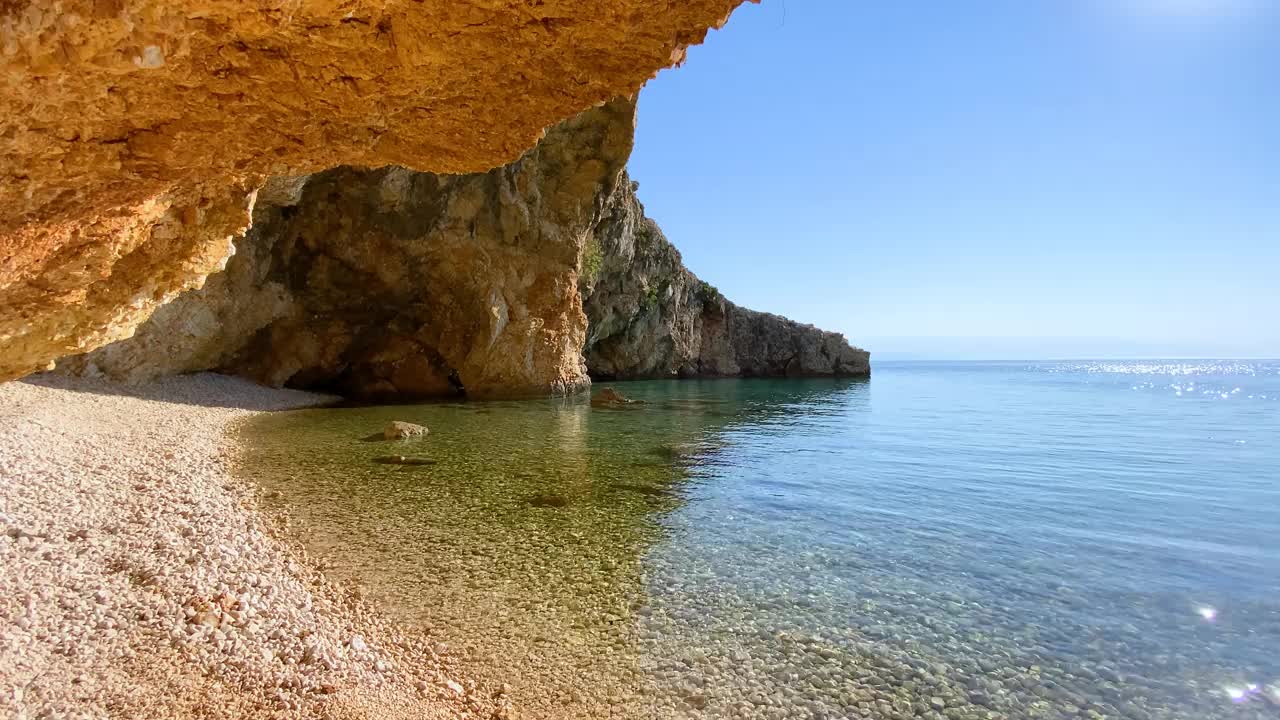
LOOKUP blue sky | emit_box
[629,0,1279,359]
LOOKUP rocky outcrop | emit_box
[58,99,866,396]
[60,99,637,398]
[383,421,428,441]
[51,176,307,385]
[581,177,868,378]
[0,0,747,381]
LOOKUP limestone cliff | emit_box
[0,0,747,380]
[59,100,867,396]
[60,99,638,398]
[51,176,308,386]
[581,177,868,379]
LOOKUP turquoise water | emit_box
[242,360,1280,719]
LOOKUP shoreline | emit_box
[0,373,504,719]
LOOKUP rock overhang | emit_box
[0,0,752,380]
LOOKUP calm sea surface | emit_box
[240,361,1280,719]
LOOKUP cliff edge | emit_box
[581,176,868,379]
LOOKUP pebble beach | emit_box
[0,373,502,720]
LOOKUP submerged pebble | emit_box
[372,455,436,466]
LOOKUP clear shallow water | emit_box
[239,361,1280,719]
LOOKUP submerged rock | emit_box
[525,493,571,509]
[383,422,429,440]
[591,388,639,407]
[651,443,699,461]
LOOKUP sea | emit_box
[240,360,1280,720]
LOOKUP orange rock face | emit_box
[0,0,747,380]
